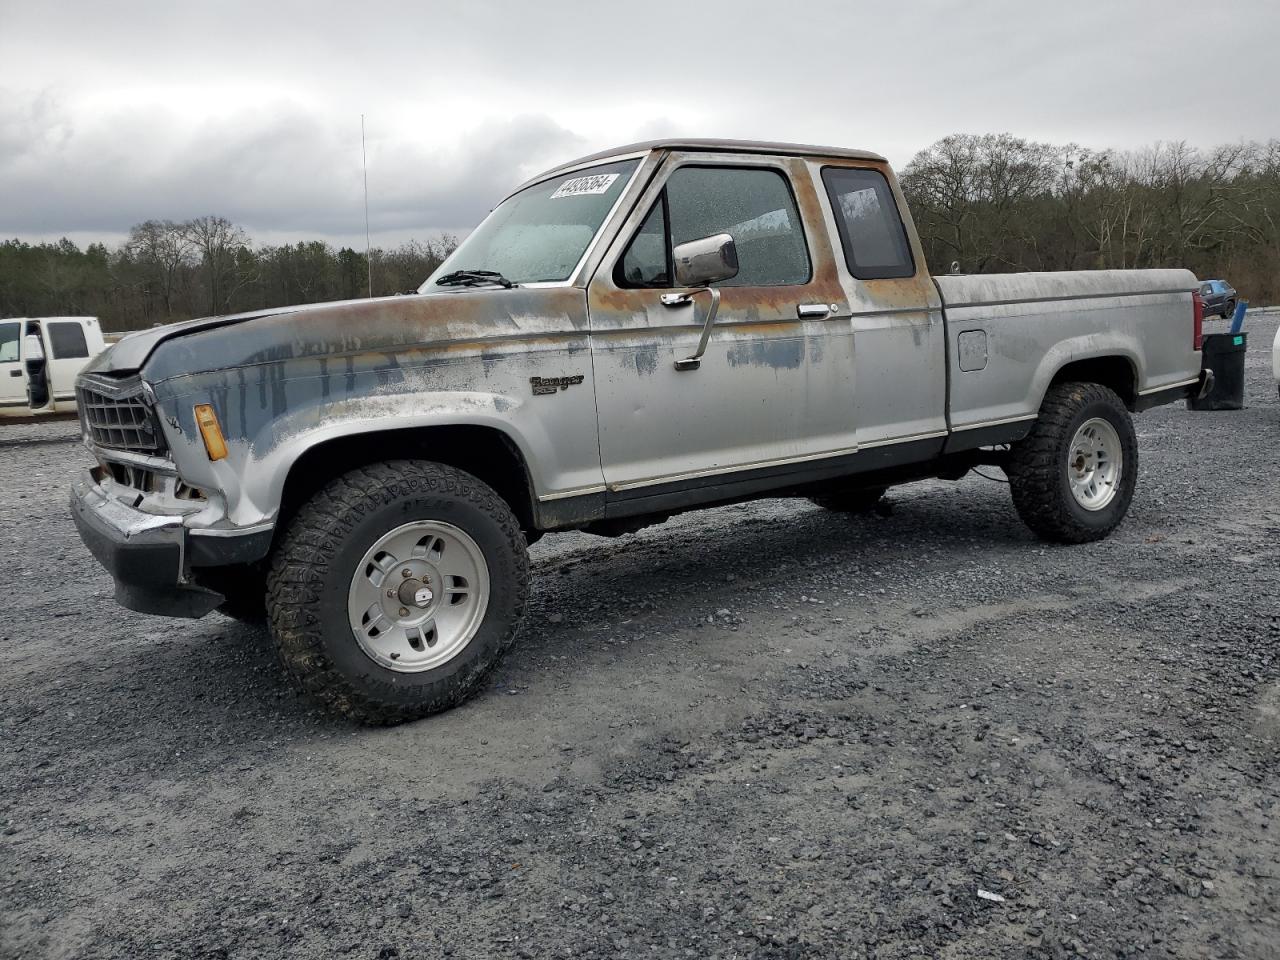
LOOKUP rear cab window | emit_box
[821,166,915,280]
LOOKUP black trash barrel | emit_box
[1188,332,1247,411]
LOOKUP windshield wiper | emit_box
[435,269,516,289]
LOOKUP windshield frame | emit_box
[420,150,651,292]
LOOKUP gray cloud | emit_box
[2,0,1277,247]
[0,93,586,241]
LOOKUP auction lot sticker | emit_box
[550,173,620,199]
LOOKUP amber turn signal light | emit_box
[193,403,229,462]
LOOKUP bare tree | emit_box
[183,215,250,314]
[125,220,193,318]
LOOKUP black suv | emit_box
[1198,279,1238,320]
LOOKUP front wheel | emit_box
[1223,299,1236,320]
[265,460,529,724]
[1007,382,1137,544]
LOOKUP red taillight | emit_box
[1192,290,1204,350]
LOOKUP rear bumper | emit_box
[71,475,273,618]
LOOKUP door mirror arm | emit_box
[661,287,721,371]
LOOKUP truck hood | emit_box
[83,307,297,376]
[85,288,590,382]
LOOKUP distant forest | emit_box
[2,134,1278,332]
[0,220,458,332]
[900,135,1280,304]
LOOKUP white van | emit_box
[0,316,107,418]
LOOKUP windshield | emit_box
[422,158,640,289]
[0,322,19,363]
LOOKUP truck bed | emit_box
[934,268,1201,433]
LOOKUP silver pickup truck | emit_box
[70,138,1212,723]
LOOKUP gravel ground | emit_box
[3,314,1278,960]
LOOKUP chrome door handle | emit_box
[797,303,832,318]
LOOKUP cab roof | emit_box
[518,138,887,192]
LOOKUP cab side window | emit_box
[666,167,810,286]
[48,321,89,359]
[617,199,670,288]
[0,322,19,362]
[822,167,915,280]
[617,166,811,288]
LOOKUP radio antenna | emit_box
[362,114,373,298]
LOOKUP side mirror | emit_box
[660,233,739,371]
[672,233,738,288]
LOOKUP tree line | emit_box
[0,217,458,332]
[2,135,1278,332]
[900,135,1280,302]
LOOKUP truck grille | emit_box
[77,376,167,455]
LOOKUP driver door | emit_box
[0,320,25,413]
[587,152,855,510]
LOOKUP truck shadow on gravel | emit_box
[48,485,1042,743]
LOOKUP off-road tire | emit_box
[809,486,888,515]
[265,460,529,724]
[1008,382,1137,544]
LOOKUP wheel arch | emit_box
[1045,354,1140,410]
[273,422,541,543]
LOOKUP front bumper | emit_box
[71,475,273,618]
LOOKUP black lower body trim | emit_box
[534,492,607,531]
[943,419,1035,454]
[605,437,947,517]
[187,528,275,567]
[1135,376,1205,412]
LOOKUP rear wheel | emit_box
[1007,382,1137,543]
[265,460,529,724]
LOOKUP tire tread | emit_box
[1007,382,1136,544]
[265,460,528,724]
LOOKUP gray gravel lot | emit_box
[2,315,1279,960]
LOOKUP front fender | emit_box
[153,363,603,531]
[247,390,562,526]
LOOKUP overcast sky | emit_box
[2,0,1276,250]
